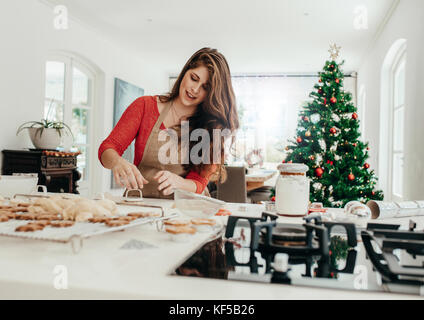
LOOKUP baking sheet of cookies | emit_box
[0,204,178,243]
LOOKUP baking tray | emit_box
[0,194,178,253]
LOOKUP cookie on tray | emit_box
[127,212,161,218]
[0,211,16,219]
[163,219,190,227]
[105,220,129,227]
[15,223,45,232]
[15,213,37,220]
[88,217,111,223]
[35,214,61,221]
[50,221,74,228]
[113,216,137,222]
[34,220,51,227]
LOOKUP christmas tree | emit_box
[282,44,384,208]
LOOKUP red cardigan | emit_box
[98,95,212,193]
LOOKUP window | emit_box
[379,39,407,201]
[391,54,406,200]
[227,75,356,169]
[44,55,96,195]
[358,85,366,137]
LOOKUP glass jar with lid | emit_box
[275,163,310,216]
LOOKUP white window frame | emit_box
[358,84,366,137]
[45,54,97,196]
[388,49,406,202]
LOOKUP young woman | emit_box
[98,47,239,198]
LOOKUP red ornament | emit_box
[352,113,358,120]
[315,167,324,178]
[303,116,309,122]
[318,89,323,94]
[319,78,322,83]
[353,143,357,147]
[335,78,340,84]
[326,160,334,165]
[348,173,355,181]
[330,97,337,104]
[372,191,375,196]
[271,196,275,202]
[329,127,337,134]
[364,163,370,169]
[323,98,327,105]
[297,136,303,143]
[282,160,285,163]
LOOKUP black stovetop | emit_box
[173,213,424,297]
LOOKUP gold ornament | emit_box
[305,131,311,137]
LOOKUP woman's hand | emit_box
[154,170,195,195]
[111,157,149,190]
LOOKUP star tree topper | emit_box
[328,43,341,60]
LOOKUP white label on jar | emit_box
[275,175,310,215]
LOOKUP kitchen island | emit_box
[0,198,422,300]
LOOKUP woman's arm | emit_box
[98,97,148,189]
[101,148,148,190]
[185,164,218,194]
[98,97,145,165]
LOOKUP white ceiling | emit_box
[45,0,397,75]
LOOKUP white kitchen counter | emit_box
[0,199,423,300]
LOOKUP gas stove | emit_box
[173,212,424,297]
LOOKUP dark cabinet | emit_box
[1,149,81,194]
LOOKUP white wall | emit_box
[358,0,424,200]
[0,0,169,195]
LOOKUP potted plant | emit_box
[16,119,73,150]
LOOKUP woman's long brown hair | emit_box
[159,47,239,183]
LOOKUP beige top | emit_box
[126,102,187,199]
